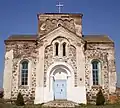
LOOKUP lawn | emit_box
[1,104,120,108]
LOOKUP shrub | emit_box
[0,90,4,98]
[15,92,25,106]
[96,89,105,105]
[0,98,5,104]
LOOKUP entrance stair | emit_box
[42,100,79,108]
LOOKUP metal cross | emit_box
[56,2,63,13]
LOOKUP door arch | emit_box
[46,62,74,100]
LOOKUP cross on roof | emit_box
[56,2,64,13]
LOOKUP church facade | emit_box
[3,13,116,104]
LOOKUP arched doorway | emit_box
[48,64,73,100]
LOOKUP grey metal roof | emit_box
[83,35,113,43]
[6,35,37,41]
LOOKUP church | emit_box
[3,13,117,104]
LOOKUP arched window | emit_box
[21,61,28,85]
[55,43,59,56]
[92,60,99,85]
[63,43,66,56]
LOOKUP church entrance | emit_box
[54,80,67,100]
[48,64,73,101]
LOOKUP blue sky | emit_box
[0,0,120,87]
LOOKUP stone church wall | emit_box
[5,41,38,100]
[38,14,82,37]
[4,40,116,102]
[44,37,77,87]
[85,43,116,102]
[44,45,53,87]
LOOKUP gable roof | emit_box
[39,25,87,45]
[40,25,81,37]
[5,34,114,44]
[83,35,114,43]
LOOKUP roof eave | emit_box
[4,39,37,44]
[86,42,114,44]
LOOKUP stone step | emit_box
[42,100,79,108]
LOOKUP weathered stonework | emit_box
[38,14,82,37]
[5,41,38,100]
[44,45,53,87]
[44,37,77,87]
[85,43,116,101]
[68,45,77,86]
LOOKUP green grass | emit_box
[79,104,120,108]
[1,104,120,108]
[1,98,120,108]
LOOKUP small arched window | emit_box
[92,60,100,85]
[63,43,66,56]
[21,61,28,85]
[55,43,59,56]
